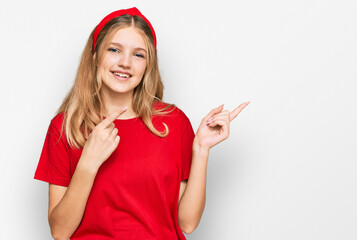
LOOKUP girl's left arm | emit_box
[178,101,250,234]
[178,142,209,234]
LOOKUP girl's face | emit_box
[97,26,148,98]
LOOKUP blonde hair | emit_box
[56,14,176,149]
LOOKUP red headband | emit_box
[92,7,157,52]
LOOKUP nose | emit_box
[118,51,131,69]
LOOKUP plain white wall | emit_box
[1,0,356,239]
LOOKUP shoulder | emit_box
[48,112,66,134]
[153,100,190,123]
[152,102,193,137]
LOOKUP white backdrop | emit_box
[1,0,356,239]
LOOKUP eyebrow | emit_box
[109,42,147,53]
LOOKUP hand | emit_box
[194,102,250,151]
[80,107,128,171]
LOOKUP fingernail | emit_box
[207,117,213,123]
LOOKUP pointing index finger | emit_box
[229,101,250,121]
[99,106,128,128]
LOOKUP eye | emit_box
[135,53,145,58]
[108,48,119,53]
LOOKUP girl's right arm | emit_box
[48,159,98,240]
[48,107,128,240]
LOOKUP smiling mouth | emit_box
[112,72,132,78]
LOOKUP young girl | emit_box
[34,7,249,240]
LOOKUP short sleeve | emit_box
[180,111,195,181]
[34,120,71,187]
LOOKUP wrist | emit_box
[193,139,210,154]
[78,156,99,175]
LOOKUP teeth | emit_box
[113,72,130,78]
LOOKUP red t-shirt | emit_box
[34,102,195,240]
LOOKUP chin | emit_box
[112,89,133,94]
[113,87,136,94]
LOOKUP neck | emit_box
[101,89,137,119]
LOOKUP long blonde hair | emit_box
[56,14,176,149]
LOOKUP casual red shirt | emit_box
[34,102,195,239]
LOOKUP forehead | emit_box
[109,26,147,50]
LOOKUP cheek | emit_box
[98,59,114,75]
[135,60,147,75]
[97,68,106,78]
[101,55,116,68]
